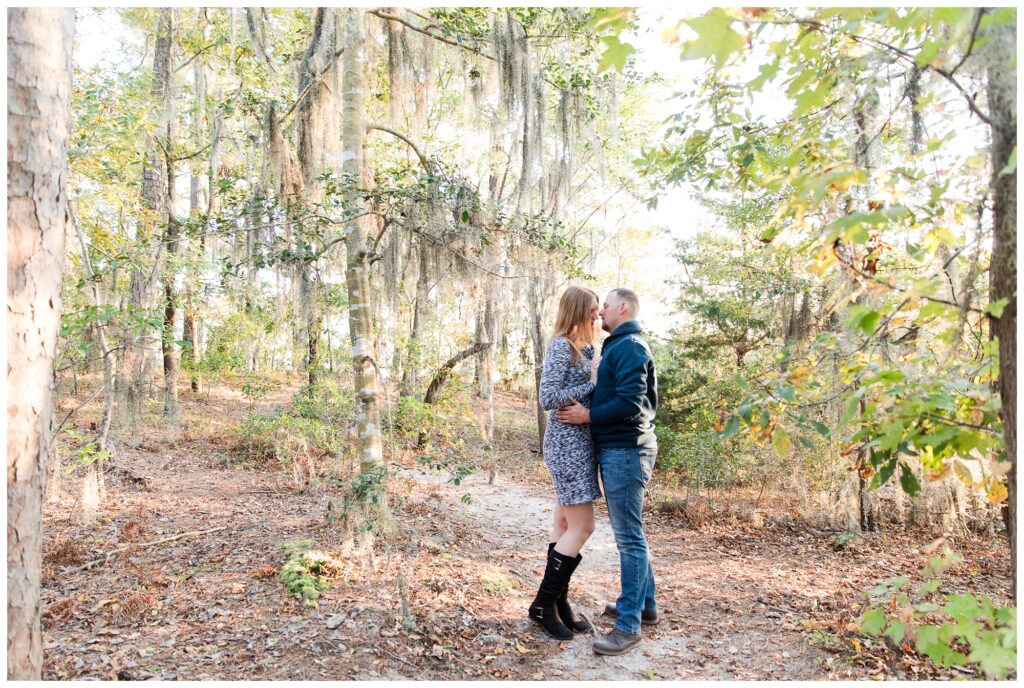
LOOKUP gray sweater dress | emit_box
[539,337,602,505]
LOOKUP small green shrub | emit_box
[857,545,1016,679]
[393,394,469,453]
[293,380,356,425]
[240,371,281,410]
[329,464,392,532]
[277,539,342,607]
[232,411,350,487]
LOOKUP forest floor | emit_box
[41,379,1013,680]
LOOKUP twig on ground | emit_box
[65,525,229,573]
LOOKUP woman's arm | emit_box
[539,338,596,411]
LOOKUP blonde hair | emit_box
[551,286,600,365]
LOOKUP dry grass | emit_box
[109,589,156,624]
[119,503,148,542]
[42,596,81,623]
[44,535,89,566]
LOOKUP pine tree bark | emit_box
[7,7,74,678]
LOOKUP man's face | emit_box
[600,292,626,333]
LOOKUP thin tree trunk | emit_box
[123,7,172,426]
[7,8,74,678]
[69,208,114,510]
[159,9,180,418]
[342,8,385,478]
[527,275,547,448]
[401,237,429,397]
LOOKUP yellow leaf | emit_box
[987,480,1008,504]
[850,638,862,652]
[515,643,531,654]
[952,461,974,487]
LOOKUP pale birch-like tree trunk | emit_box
[7,8,74,678]
[341,9,384,477]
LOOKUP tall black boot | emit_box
[555,548,591,633]
[528,546,573,640]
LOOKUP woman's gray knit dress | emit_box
[539,337,602,505]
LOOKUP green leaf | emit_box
[597,35,636,73]
[870,457,898,489]
[681,9,747,69]
[771,425,792,459]
[943,594,981,622]
[747,59,780,90]
[845,306,881,336]
[984,297,1010,318]
[720,415,741,438]
[812,421,831,437]
[859,607,886,636]
[884,619,906,644]
[967,629,1017,678]
[899,462,922,497]
[997,147,1016,177]
[916,624,967,667]
[915,40,941,67]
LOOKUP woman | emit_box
[528,286,602,640]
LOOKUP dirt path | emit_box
[405,466,831,680]
[41,386,1012,680]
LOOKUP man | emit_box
[556,288,659,656]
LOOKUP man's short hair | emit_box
[612,288,640,317]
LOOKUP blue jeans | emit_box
[598,446,657,634]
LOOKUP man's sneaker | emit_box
[602,602,660,626]
[592,627,642,656]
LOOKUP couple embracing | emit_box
[528,287,659,656]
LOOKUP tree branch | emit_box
[366,123,433,171]
[423,342,492,404]
[274,47,344,126]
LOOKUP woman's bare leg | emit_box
[554,502,596,557]
[550,504,568,544]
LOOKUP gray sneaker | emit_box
[603,602,660,626]
[592,627,642,656]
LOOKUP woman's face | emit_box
[589,298,600,328]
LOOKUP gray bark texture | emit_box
[984,15,1017,588]
[342,8,385,476]
[7,7,75,679]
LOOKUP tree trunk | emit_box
[183,31,210,395]
[527,275,547,448]
[157,8,179,418]
[123,7,172,427]
[69,208,114,512]
[342,8,385,478]
[401,236,429,397]
[7,7,74,678]
[295,7,342,384]
[985,17,1017,591]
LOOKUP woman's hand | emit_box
[590,354,602,384]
